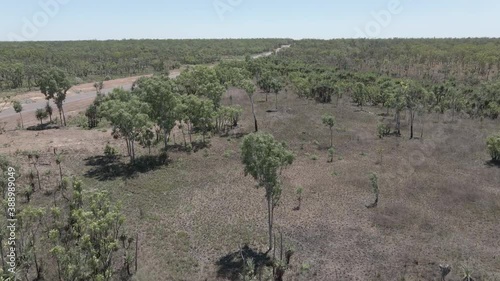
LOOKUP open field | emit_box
[2,84,499,280]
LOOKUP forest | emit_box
[0,39,292,91]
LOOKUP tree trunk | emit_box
[267,191,273,252]
[58,108,63,126]
[330,128,333,148]
[164,130,169,150]
[62,106,66,126]
[250,96,258,132]
[126,139,131,157]
[19,112,23,129]
[275,93,278,110]
[410,110,414,139]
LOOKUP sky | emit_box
[1,0,499,41]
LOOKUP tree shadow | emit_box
[216,245,272,281]
[485,160,500,168]
[26,123,60,131]
[84,155,168,181]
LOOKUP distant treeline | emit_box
[278,38,500,85]
[0,38,292,90]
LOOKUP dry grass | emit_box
[2,87,500,281]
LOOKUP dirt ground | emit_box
[0,69,183,130]
[1,88,500,281]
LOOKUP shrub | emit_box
[104,144,118,158]
[377,123,391,138]
[487,133,500,162]
[327,147,335,163]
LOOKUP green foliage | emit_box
[353,82,369,108]
[35,108,48,125]
[12,100,22,113]
[133,76,179,149]
[322,114,335,128]
[322,114,336,147]
[177,66,226,107]
[49,180,126,281]
[327,147,335,163]
[486,133,500,162]
[0,39,292,91]
[214,105,242,134]
[241,132,294,250]
[104,144,118,158]
[100,88,152,162]
[377,123,391,138]
[241,132,294,190]
[39,68,71,126]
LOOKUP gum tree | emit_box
[322,114,336,148]
[133,76,179,151]
[241,132,294,251]
[100,89,151,162]
[39,68,72,126]
[12,100,23,129]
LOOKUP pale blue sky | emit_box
[1,0,499,41]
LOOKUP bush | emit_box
[486,134,500,162]
[104,144,118,158]
[377,123,391,138]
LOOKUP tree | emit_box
[270,77,283,110]
[93,81,104,94]
[176,66,226,107]
[486,133,500,162]
[241,79,259,132]
[405,81,427,139]
[45,102,53,123]
[241,132,294,251]
[387,81,407,136]
[257,70,275,102]
[353,82,369,110]
[133,76,179,151]
[179,95,215,144]
[12,100,23,129]
[35,108,48,125]
[39,68,71,126]
[322,114,336,148]
[49,180,128,281]
[100,89,152,162]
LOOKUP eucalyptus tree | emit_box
[353,82,369,110]
[322,114,336,148]
[133,76,179,151]
[99,89,152,162]
[49,180,127,281]
[241,132,294,251]
[270,77,283,110]
[179,95,215,144]
[45,102,53,123]
[176,66,226,108]
[405,81,428,139]
[35,108,48,125]
[39,68,72,126]
[12,100,23,129]
[257,70,274,102]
